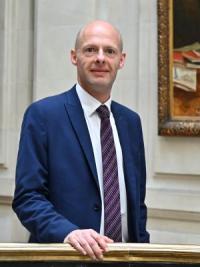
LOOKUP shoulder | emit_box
[21,87,76,127]
[25,87,75,116]
[111,101,141,122]
[111,101,144,136]
[29,92,67,110]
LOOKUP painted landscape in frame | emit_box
[158,0,200,136]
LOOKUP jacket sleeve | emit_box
[12,103,79,242]
[137,116,150,243]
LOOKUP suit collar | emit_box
[64,86,99,191]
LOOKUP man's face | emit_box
[71,22,126,99]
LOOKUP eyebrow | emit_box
[82,43,119,50]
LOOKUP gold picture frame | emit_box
[158,0,200,136]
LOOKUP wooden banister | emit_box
[0,243,200,265]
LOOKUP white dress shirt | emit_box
[76,83,128,242]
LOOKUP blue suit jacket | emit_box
[12,86,149,243]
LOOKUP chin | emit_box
[90,83,111,91]
[90,79,112,88]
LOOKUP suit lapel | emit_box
[64,87,99,190]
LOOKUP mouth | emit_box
[90,69,109,78]
[90,69,109,73]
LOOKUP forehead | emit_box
[79,24,121,49]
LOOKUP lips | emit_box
[90,69,109,72]
[90,69,109,78]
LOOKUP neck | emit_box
[79,84,111,103]
[88,90,110,103]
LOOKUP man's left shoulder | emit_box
[111,101,141,121]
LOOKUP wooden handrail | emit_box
[0,243,200,263]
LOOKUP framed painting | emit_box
[158,0,200,136]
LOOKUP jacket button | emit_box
[94,204,100,211]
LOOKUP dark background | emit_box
[173,0,200,48]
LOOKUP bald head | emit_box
[74,20,123,52]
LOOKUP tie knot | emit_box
[96,105,110,119]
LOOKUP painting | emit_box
[158,0,200,136]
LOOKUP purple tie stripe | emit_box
[96,105,122,242]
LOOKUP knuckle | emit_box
[96,235,102,242]
[88,240,96,247]
[80,240,88,248]
[67,235,73,242]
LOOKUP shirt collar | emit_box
[76,83,112,116]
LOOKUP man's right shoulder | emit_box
[22,86,77,123]
[26,86,76,113]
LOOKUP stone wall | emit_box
[0,0,200,244]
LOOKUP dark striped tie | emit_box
[96,105,122,242]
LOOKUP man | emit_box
[12,20,149,260]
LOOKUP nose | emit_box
[96,49,105,64]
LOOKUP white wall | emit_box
[0,0,33,241]
[0,0,200,244]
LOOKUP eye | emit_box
[104,48,117,57]
[86,47,94,52]
[84,47,97,55]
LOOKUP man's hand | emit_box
[64,229,113,260]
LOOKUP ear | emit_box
[118,53,126,69]
[71,49,77,66]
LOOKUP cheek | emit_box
[77,62,90,78]
[77,60,89,70]
[109,58,121,69]
[112,62,121,73]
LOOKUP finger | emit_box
[66,230,98,260]
[103,235,114,243]
[79,238,98,260]
[90,229,113,243]
[92,235,108,252]
[85,233,107,258]
[90,242,104,260]
[80,231,104,260]
[67,236,87,256]
[99,240,108,252]
[64,230,105,260]
[91,232,113,252]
